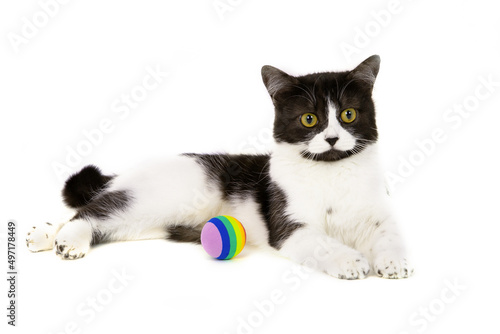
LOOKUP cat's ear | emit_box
[348,55,381,91]
[261,65,299,100]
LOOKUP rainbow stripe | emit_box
[202,216,246,260]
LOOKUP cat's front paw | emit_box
[26,223,57,252]
[374,254,413,279]
[325,250,370,280]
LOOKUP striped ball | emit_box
[201,216,246,260]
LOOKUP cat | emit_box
[26,55,413,279]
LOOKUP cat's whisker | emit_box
[338,78,357,101]
[311,76,322,104]
[291,84,316,106]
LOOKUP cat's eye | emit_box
[300,113,318,127]
[340,108,357,123]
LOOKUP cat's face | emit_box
[262,55,380,162]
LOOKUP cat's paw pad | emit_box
[326,251,370,280]
[374,256,413,279]
[54,238,89,260]
[26,223,56,252]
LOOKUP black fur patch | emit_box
[74,190,131,221]
[185,153,303,249]
[63,165,114,208]
[265,182,304,248]
[184,154,270,200]
[167,225,202,244]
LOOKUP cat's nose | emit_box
[325,137,339,146]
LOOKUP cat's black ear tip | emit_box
[261,65,276,79]
[366,55,381,65]
[261,65,269,75]
[260,66,295,96]
[357,55,381,78]
[261,65,288,86]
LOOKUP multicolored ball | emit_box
[201,216,246,260]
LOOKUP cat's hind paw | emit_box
[26,222,57,252]
[54,220,92,260]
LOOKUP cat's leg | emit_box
[53,213,172,260]
[278,227,371,280]
[363,218,414,279]
[52,191,172,260]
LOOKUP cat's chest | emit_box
[269,147,385,227]
[279,163,371,218]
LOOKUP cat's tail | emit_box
[62,165,114,208]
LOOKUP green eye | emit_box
[300,113,318,127]
[340,108,357,123]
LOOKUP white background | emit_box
[1,0,500,333]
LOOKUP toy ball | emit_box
[201,216,246,260]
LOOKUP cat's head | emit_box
[261,55,380,162]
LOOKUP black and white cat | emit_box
[27,55,413,279]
